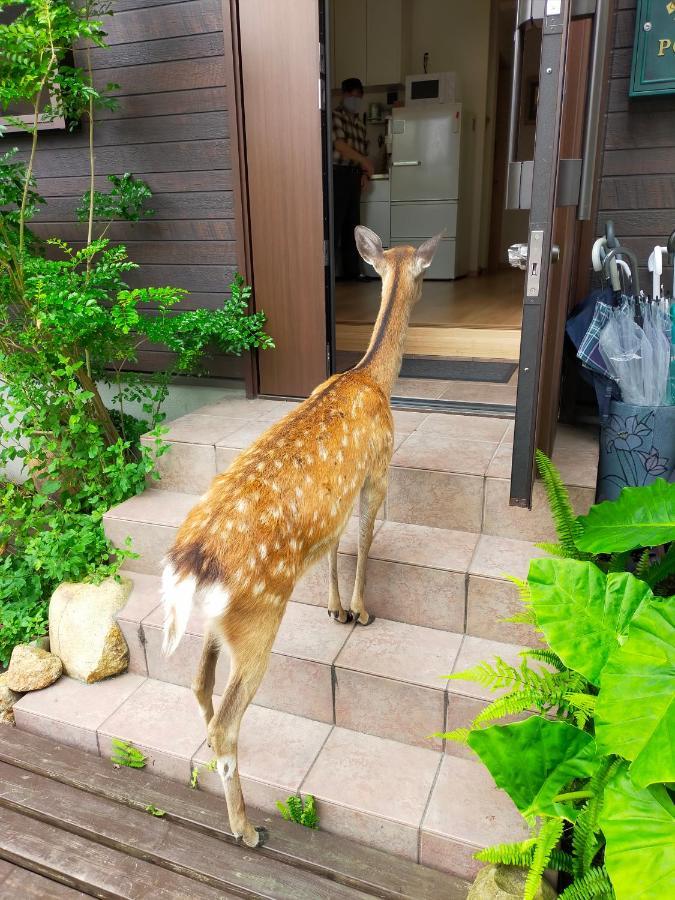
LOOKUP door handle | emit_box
[392,160,421,166]
[577,0,609,220]
[508,243,529,270]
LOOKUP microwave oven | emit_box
[405,72,458,105]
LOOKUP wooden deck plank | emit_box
[0,806,231,900]
[0,762,371,900]
[0,862,89,898]
[0,729,467,900]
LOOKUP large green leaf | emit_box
[527,558,652,685]
[576,478,675,553]
[595,599,675,787]
[600,764,675,900]
[468,717,597,821]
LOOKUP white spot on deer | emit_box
[305,474,313,486]
[274,560,286,574]
[253,581,266,596]
[236,499,247,513]
[341,436,349,447]
[319,445,328,461]
[256,461,265,471]
[274,459,282,470]
[295,486,303,499]
[237,522,246,533]
[258,544,267,559]
[248,555,256,569]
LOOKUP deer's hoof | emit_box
[327,609,354,624]
[253,826,270,847]
[354,611,376,626]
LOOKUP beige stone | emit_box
[468,865,557,899]
[49,577,131,683]
[0,708,15,726]
[6,644,62,692]
[0,672,21,718]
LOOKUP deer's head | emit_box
[354,226,443,305]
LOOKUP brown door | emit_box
[508,0,611,507]
[237,0,328,397]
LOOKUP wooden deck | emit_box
[0,728,469,899]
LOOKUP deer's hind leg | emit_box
[192,626,220,730]
[327,541,353,624]
[350,469,387,626]
[208,600,285,848]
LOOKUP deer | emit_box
[161,227,441,848]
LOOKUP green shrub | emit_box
[438,461,675,900]
[0,0,273,663]
[276,795,320,830]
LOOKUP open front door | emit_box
[508,0,610,506]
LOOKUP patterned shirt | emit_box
[332,104,368,167]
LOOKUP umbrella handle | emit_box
[603,247,641,297]
[648,246,667,300]
[604,220,620,249]
[592,237,621,290]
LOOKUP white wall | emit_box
[406,0,493,272]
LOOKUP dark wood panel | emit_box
[105,0,222,44]
[61,240,237,265]
[33,112,228,149]
[613,8,635,49]
[28,140,230,175]
[114,0,192,10]
[135,349,245,378]
[600,174,675,210]
[608,78,675,113]
[240,0,327,397]
[602,146,675,175]
[33,191,232,222]
[31,219,236,241]
[89,32,224,68]
[92,56,226,96]
[0,865,88,898]
[0,728,466,900]
[611,47,632,78]
[96,87,226,119]
[603,111,675,150]
[597,209,675,236]
[35,170,232,196]
[124,263,236,292]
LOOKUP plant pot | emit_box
[467,864,557,899]
[598,401,675,502]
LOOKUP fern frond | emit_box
[536,451,591,561]
[433,727,470,743]
[564,692,597,730]
[573,757,622,877]
[606,551,631,573]
[557,866,614,900]
[473,689,542,725]
[635,548,651,578]
[535,541,568,557]
[447,656,524,691]
[550,849,575,874]
[502,609,538,626]
[300,794,319,829]
[524,818,564,900]
[506,574,532,606]
[521,648,566,671]
[474,838,537,866]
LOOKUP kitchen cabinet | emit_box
[332,0,408,88]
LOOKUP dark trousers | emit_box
[333,165,362,279]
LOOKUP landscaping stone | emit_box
[468,865,557,899]
[49,577,131,684]
[6,645,62,692]
[0,672,21,725]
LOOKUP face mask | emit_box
[343,95,363,116]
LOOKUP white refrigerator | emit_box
[389,103,469,279]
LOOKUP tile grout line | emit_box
[95,675,148,754]
[298,724,334,799]
[417,751,445,865]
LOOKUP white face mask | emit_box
[343,95,363,116]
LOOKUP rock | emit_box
[468,864,557,900]
[0,708,15,726]
[6,644,62,692]
[0,672,21,718]
[49,577,131,683]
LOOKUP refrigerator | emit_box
[389,103,470,279]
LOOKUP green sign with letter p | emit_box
[630,0,675,96]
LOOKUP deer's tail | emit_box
[161,562,197,656]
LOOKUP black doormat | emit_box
[335,352,517,383]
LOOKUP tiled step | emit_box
[138,397,598,540]
[13,673,528,878]
[115,569,531,749]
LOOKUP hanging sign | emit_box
[630,0,675,96]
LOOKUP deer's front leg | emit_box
[350,472,387,626]
[327,541,353,624]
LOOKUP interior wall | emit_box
[406,0,492,274]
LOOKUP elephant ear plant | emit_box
[0,0,273,665]
[440,457,674,900]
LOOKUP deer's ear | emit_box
[355,226,384,267]
[414,233,444,274]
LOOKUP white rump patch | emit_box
[201,583,231,620]
[161,563,197,656]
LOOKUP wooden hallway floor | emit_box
[0,728,468,900]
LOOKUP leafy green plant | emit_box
[145,804,166,817]
[0,0,273,660]
[439,462,675,900]
[111,739,147,769]
[190,757,217,789]
[276,795,319,830]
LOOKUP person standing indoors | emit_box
[332,77,374,279]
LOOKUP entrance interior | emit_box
[328,0,541,407]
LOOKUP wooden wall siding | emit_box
[595,1,675,285]
[10,0,243,377]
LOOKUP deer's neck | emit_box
[355,267,414,398]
